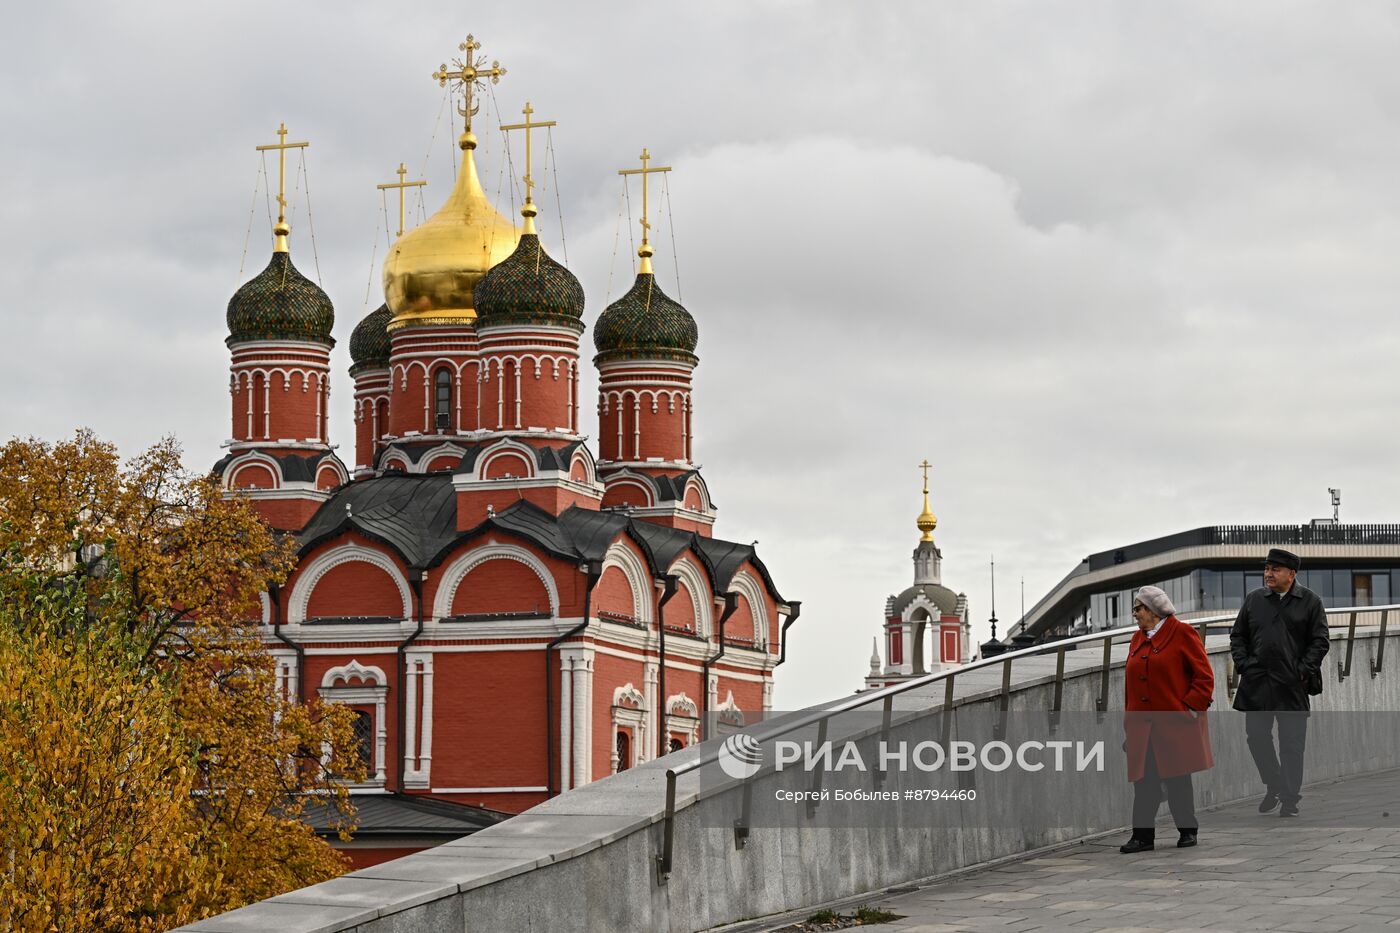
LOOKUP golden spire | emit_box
[499,101,557,236]
[917,459,938,542]
[377,163,427,238]
[432,34,507,150]
[618,148,672,275]
[255,122,309,253]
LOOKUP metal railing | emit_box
[653,603,1397,882]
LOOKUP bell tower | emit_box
[593,149,714,535]
[218,123,347,530]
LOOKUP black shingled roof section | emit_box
[299,474,458,568]
[295,474,785,602]
[209,450,336,482]
[301,793,508,837]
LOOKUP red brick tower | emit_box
[592,150,715,535]
[464,102,602,527]
[377,77,519,473]
[348,303,393,477]
[217,124,348,530]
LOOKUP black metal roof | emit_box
[302,793,507,838]
[211,449,338,483]
[295,474,785,602]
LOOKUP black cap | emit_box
[1265,548,1301,571]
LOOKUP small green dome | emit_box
[593,273,697,364]
[227,251,335,346]
[474,234,585,330]
[349,303,392,373]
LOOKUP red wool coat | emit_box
[1124,616,1216,783]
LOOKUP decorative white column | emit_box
[643,661,659,763]
[419,655,434,778]
[762,678,774,713]
[571,651,592,787]
[899,621,915,675]
[402,657,419,781]
[560,655,574,791]
[402,653,433,789]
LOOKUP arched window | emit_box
[434,368,452,431]
[352,710,373,772]
[616,731,631,772]
[669,737,684,754]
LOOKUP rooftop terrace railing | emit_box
[654,602,1396,882]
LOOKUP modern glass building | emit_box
[1011,524,1400,640]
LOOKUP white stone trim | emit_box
[473,437,539,480]
[318,661,389,785]
[288,543,413,624]
[611,682,647,773]
[669,557,713,636]
[223,450,284,490]
[433,542,559,620]
[429,785,549,794]
[665,692,700,749]
[600,541,653,624]
[729,570,770,649]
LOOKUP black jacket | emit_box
[1230,584,1330,712]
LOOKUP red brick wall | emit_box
[449,558,551,616]
[229,463,277,490]
[306,560,406,619]
[601,480,651,509]
[482,451,533,479]
[595,566,638,622]
[666,579,698,633]
[592,651,646,776]
[428,650,548,790]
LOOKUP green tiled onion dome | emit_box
[226,251,335,346]
[593,273,698,364]
[474,234,585,331]
[349,303,393,373]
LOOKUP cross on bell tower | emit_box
[499,101,557,235]
[254,122,309,253]
[618,148,672,275]
[376,163,427,238]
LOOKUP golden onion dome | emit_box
[383,132,521,329]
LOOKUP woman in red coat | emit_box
[1120,585,1216,853]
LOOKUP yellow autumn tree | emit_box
[0,431,363,931]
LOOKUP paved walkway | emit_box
[785,769,1400,933]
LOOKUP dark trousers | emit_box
[1245,711,1309,804]
[1132,739,1197,837]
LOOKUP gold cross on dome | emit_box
[376,162,427,237]
[254,122,309,251]
[919,459,932,494]
[432,34,507,134]
[618,148,672,274]
[499,101,557,211]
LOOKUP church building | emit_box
[865,466,970,689]
[212,37,797,865]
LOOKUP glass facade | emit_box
[1080,566,1400,632]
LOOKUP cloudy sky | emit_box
[5,2,1400,709]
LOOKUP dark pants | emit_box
[1245,711,1309,804]
[1132,739,1197,838]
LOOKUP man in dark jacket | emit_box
[1230,548,1330,817]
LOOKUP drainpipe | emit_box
[269,583,303,702]
[546,563,602,797]
[701,592,739,741]
[656,574,680,758]
[396,569,426,792]
[775,600,803,667]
